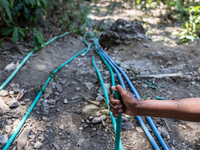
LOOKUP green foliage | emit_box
[58,0,90,33]
[1,21,26,43]
[174,6,200,43]
[0,0,47,47]
[31,27,45,48]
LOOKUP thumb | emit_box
[111,84,127,96]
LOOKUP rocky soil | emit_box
[0,0,200,150]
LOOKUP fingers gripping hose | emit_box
[98,49,160,150]
[99,49,169,150]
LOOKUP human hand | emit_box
[109,84,140,117]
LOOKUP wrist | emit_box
[133,98,142,116]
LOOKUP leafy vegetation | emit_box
[0,0,90,47]
[0,0,47,47]
[176,6,200,43]
[0,0,199,46]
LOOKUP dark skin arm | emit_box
[109,85,200,122]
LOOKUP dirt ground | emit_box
[0,1,200,150]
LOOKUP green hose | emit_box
[0,32,69,91]
[92,56,123,150]
[2,45,91,150]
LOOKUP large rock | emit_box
[99,19,150,48]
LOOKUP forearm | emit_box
[135,98,200,122]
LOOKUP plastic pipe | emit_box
[3,45,90,150]
[92,56,123,150]
[99,49,160,150]
[98,55,123,150]
[100,49,169,150]
[156,97,168,100]
[95,46,123,150]
[0,32,69,91]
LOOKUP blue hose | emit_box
[99,49,160,150]
[99,49,169,150]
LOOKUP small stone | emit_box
[13,119,20,130]
[9,100,19,108]
[77,139,84,147]
[43,99,48,107]
[161,131,170,139]
[75,87,81,91]
[34,141,42,149]
[37,127,46,132]
[96,94,104,102]
[59,125,64,130]
[79,127,83,130]
[182,125,186,129]
[0,90,8,97]
[143,44,150,48]
[88,116,93,120]
[9,91,14,95]
[47,99,56,105]
[20,101,26,105]
[38,135,44,141]
[60,80,66,85]
[92,115,107,124]
[56,83,63,92]
[44,109,49,115]
[63,99,68,104]
[0,134,8,144]
[29,135,36,141]
[44,87,52,99]
[101,109,109,115]
[101,115,107,120]
[82,104,98,114]
[0,98,10,112]
[122,122,132,131]
[121,116,128,122]
[135,127,144,132]
[82,123,88,128]
[5,125,11,132]
[84,82,94,90]
[54,92,60,96]
[170,146,175,150]
[86,119,90,124]
[42,116,48,121]
[142,84,148,88]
